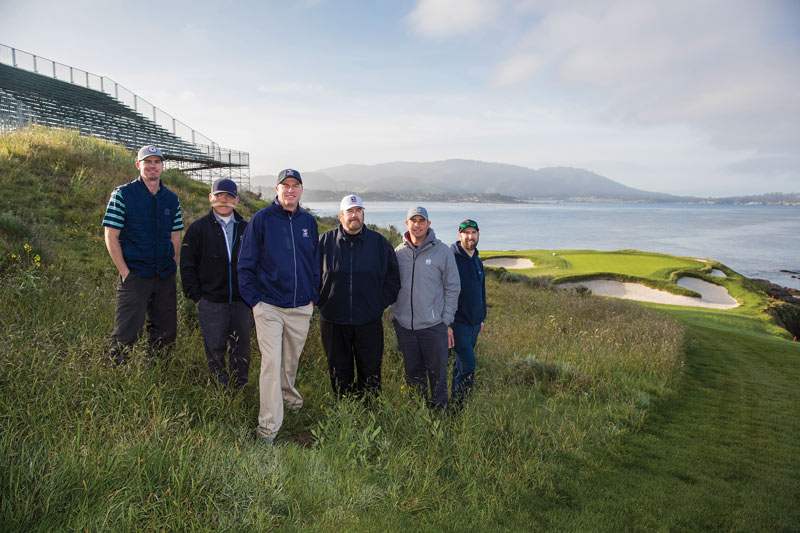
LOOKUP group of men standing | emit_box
[102,145,487,444]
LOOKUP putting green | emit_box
[482,249,706,280]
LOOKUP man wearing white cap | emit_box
[102,145,184,364]
[317,195,400,400]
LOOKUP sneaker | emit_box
[285,402,303,413]
[255,431,275,445]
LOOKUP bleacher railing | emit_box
[0,90,33,133]
[0,43,249,173]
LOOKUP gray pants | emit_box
[393,320,449,410]
[109,272,177,364]
[198,299,254,388]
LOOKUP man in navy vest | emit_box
[449,219,486,410]
[180,178,252,388]
[102,145,184,365]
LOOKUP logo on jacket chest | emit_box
[425,258,432,265]
[302,228,310,238]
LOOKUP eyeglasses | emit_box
[459,221,478,229]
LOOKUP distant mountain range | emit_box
[252,159,799,204]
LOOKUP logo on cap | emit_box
[148,146,158,153]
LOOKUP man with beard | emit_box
[317,195,400,400]
[449,219,486,409]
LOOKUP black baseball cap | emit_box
[458,219,479,232]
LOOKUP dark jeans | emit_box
[109,272,177,364]
[393,320,449,410]
[320,316,384,399]
[451,322,481,409]
[198,298,254,388]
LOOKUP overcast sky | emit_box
[1,0,798,196]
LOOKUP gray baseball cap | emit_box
[137,145,164,161]
[406,206,428,220]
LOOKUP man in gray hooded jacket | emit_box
[391,206,461,409]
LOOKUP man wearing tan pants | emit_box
[237,169,319,443]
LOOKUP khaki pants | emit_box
[253,301,313,439]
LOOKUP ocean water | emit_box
[304,201,800,290]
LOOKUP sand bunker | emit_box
[560,277,739,309]
[710,269,727,277]
[483,257,535,269]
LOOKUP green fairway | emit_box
[548,310,800,531]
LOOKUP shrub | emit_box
[505,355,592,393]
[0,213,27,238]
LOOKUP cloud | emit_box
[475,1,800,179]
[408,0,501,37]
[494,53,542,86]
[257,82,327,95]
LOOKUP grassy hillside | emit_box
[1,128,797,531]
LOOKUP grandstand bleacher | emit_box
[0,45,249,189]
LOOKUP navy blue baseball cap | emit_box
[211,178,238,198]
[277,168,302,185]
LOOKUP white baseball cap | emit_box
[340,194,364,212]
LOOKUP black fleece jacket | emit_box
[180,209,247,303]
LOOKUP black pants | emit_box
[198,298,254,388]
[109,272,177,364]
[320,316,384,399]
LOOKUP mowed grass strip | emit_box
[544,310,800,531]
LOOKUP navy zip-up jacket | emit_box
[237,198,319,309]
[318,225,400,325]
[180,209,247,303]
[451,241,486,326]
[102,177,183,279]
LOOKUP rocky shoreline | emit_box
[752,278,800,338]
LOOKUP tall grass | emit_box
[1,128,688,530]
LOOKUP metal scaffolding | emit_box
[0,43,250,190]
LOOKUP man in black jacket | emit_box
[180,178,252,388]
[318,195,401,399]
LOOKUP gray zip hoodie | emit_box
[390,227,461,330]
